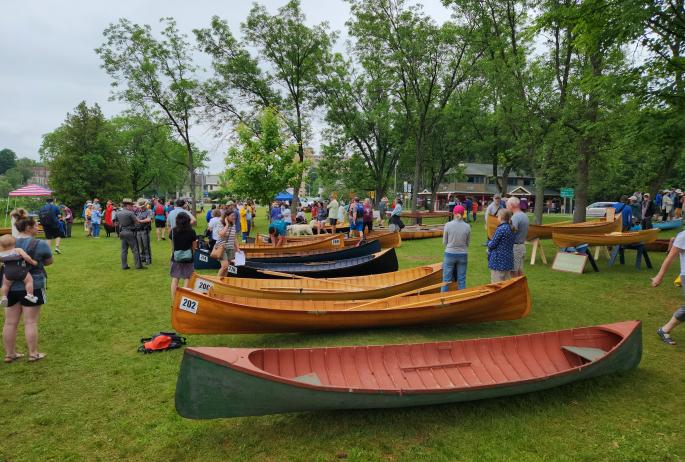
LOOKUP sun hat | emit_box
[137,198,148,207]
[453,205,465,215]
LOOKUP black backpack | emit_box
[0,239,43,283]
[137,332,187,354]
[39,205,58,228]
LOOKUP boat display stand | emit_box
[529,238,547,265]
[608,244,652,270]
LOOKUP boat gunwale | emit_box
[184,320,640,396]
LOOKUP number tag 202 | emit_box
[179,296,198,314]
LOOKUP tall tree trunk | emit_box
[411,135,423,217]
[186,142,196,214]
[534,170,545,225]
[573,53,601,223]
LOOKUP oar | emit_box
[342,282,448,311]
[255,269,371,289]
[345,287,492,312]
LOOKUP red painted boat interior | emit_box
[190,321,638,394]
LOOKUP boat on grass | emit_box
[175,320,641,418]
[552,229,659,248]
[487,214,621,240]
[247,239,381,263]
[262,230,402,249]
[188,263,445,300]
[171,276,531,334]
[216,248,398,279]
[240,233,345,254]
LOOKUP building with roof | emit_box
[419,162,560,210]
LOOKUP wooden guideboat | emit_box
[247,240,381,263]
[171,276,531,335]
[217,248,399,279]
[187,263,446,300]
[630,219,683,231]
[240,233,344,254]
[487,214,621,240]
[552,229,659,248]
[400,226,444,240]
[175,320,641,418]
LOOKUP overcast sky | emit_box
[0,0,451,173]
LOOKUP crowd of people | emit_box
[441,195,528,290]
[613,189,685,231]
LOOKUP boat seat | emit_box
[561,346,606,363]
[293,372,322,386]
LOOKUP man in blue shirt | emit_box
[613,195,632,231]
[38,198,63,254]
[166,199,196,239]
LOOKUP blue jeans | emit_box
[92,223,100,237]
[442,252,468,291]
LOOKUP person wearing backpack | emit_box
[2,208,53,363]
[38,197,62,254]
[153,198,168,242]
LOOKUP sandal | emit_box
[4,353,25,363]
[28,353,47,362]
[657,328,676,346]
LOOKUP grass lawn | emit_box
[1,212,683,461]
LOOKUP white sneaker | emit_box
[24,294,38,303]
[0,296,7,307]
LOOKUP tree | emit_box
[97,17,202,212]
[347,0,480,213]
[195,1,336,209]
[39,102,129,208]
[223,108,306,207]
[319,54,403,201]
[0,149,17,175]
[109,115,203,198]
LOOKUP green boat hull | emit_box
[175,325,642,419]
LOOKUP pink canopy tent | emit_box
[9,184,52,197]
[5,184,53,225]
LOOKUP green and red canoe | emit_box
[175,320,642,418]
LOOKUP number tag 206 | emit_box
[179,296,198,314]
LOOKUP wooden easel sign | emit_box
[605,207,616,221]
[552,252,588,274]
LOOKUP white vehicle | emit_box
[586,201,615,218]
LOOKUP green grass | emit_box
[1,213,683,461]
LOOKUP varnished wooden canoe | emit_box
[171,276,531,334]
[219,248,398,279]
[400,226,444,240]
[247,240,381,263]
[188,263,446,300]
[262,230,402,249]
[241,233,345,254]
[175,320,641,418]
[645,238,672,252]
[552,229,659,248]
[487,214,622,240]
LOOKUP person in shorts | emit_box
[507,197,529,276]
[327,195,339,233]
[216,211,240,277]
[153,198,168,241]
[38,197,63,254]
[3,209,53,363]
[651,229,685,345]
